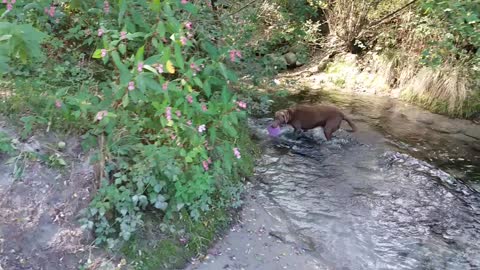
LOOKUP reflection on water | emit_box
[248,90,480,269]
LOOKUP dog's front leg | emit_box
[291,121,306,140]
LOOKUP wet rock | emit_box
[429,122,461,134]
[284,52,297,66]
[269,231,288,242]
[317,61,328,72]
[416,117,434,125]
[472,143,480,152]
[463,126,480,140]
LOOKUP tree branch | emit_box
[369,0,420,28]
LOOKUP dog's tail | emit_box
[343,116,357,132]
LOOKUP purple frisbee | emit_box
[267,125,281,137]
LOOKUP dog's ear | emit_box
[285,108,293,122]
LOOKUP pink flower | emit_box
[233,147,241,159]
[101,49,107,58]
[176,110,182,117]
[201,103,207,112]
[186,95,193,104]
[190,63,201,72]
[2,0,7,3]
[120,31,127,40]
[96,110,108,121]
[202,160,209,171]
[207,158,212,164]
[166,107,172,121]
[190,62,202,76]
[180,37,187,46]
[187,120,192,126]
[229,51,236,62]
[179,236,188,244]
[137,62,144,72]
[11,0,15,3]
[48,6,55,17]
[128,81,135,91]
[55,100,62,109]
[185,21,193,30]
[157,64,164,73]
[6,2,12,11]
[171,134,176,140]
[98,28,104,37]
[181,0,188,4]
[104,1,110,14]
[198,124,206,133]
[162,82,168,91]
[236,101,247,109]
[229,50,242,62]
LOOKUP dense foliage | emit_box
[1,0,255,246]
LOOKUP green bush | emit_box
[1,0,255,246]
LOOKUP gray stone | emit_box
[416,117,434,125]
[430,122,461,134]
[284,52,297,66]
[463,126,480,140]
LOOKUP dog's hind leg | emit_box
[323,117,341,141]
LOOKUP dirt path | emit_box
[185,183,326,270]
[0,118,121,270]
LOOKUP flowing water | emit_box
[247,89,480,270]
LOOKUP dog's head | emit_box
[271,109,291,128]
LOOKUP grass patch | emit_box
[122,206,236,270]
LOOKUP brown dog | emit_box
[271,104,357,140]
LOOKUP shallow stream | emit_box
[248,90,480,269]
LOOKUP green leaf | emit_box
[136,74,147,92]
[157,22,166,38]
[183,3,198,14]
[160,47,172,63]
[221,86,230,105]
[222,117,238,138]
[118,0,128,24]
[202,80,211,97]
[174,43,184,70]
[135,45,145,62]
[144,76,161,92]
[218,63,229,80]
[209,126,217,144]
[92,49,103,59]
[150,0,161,12]
[118,43,126,55]
[111,51,131,84]
[122,93,129,107]
[202,41,218,58]
[193,77,203,88]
